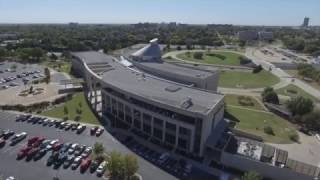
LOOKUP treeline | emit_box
[274,28,320,56]
[297,64,320,82]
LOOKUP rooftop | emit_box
[135,61,216,79]
[72,51,224,115]
[71,51,115,65]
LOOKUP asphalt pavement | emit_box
[0,111,177,180]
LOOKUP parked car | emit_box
[33,148,47,160]
[80,158,92,172]
[17,146,32,159]
[81,147,92,158]
[90,126,99,135]
[90,160,102,173]
[10,132,27,145]
[68,143,79,154]
[96,161,107,177]
[77,125,86,134]
[0,137,6,147]
[2,130,14,139]
[96,128,104,137]
[26,147,40,160]
[63,155,75,169]
[71,156,82,170]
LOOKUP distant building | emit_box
[237,31,273,41]
[258,31,274,41]
[302,17,310,28]
[237,31,258,41]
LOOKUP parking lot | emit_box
[0,62,44,90]
[0,111,177,180]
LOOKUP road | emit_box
[246,47,320,100]
[0,111,177,180]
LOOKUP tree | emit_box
[287,96,314,116]
[93,142,105,155]
[264,126,274,135]
[193,52,203,59]
[261,87,279,104]
[44,67,50,84]
[108,151,124,178]
[63,106,68,116]
[124,154,139,178]
[0,47,6,59]
[252,65,263,73]
[301,110,320,131]
[242,171,262,180]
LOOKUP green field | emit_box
[41,92,100,125]
[224,94,264,110]
[219,70,280,88]
[176,51,244,66]
[276,84,316,100]
[227,106,297,144]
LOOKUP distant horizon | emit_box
[0,0,319,26]
[0,22,318,27]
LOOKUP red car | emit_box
[28,137,40,146]
[26,147,40,158]
[32,137,46,147]
[80,158,92,172]
[0,138,5,147]
[17,146,32,159]
[52,142,63,151]
[90,126,99,135]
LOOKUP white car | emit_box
[6,176,15,180]
[315,134,320,142]
[96,161,107,176]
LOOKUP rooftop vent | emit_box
[165,85,182,92]
[180,97,193,109]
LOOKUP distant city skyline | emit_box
[0,0,319,26]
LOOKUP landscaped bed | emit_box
[176,51,245,66]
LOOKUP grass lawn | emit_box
[176,51,245,66]
[42,60,71,74]
[224,94,264,110]
[219,70,280,88]
[41,92,100,125]
[227,106,297,144]
[285,69,320,91]
[276,84,316,100]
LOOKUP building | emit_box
[237,31,258,41]
[71,50,225,157]
[258,31,274,41]
[71,41,320,179]
[302,17,310,28]
[128,38,219,91]
[221,137,320,180]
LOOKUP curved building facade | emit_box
[71,45,225,157]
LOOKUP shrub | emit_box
[193,52,203,59]
[238,96,254,106]
[289,132,299,142]
[252,65,263,73]
[264,126,274,135]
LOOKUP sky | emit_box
[0,0,319,26]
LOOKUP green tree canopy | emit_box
[241,171,262,180]
[287,96,314,116]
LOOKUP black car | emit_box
[2,130,15,139]
[47,152,59,166]
[89,160,100,173]
[63,155,75,169]
[34,149,47,160]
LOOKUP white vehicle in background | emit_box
[315,134,320,142]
